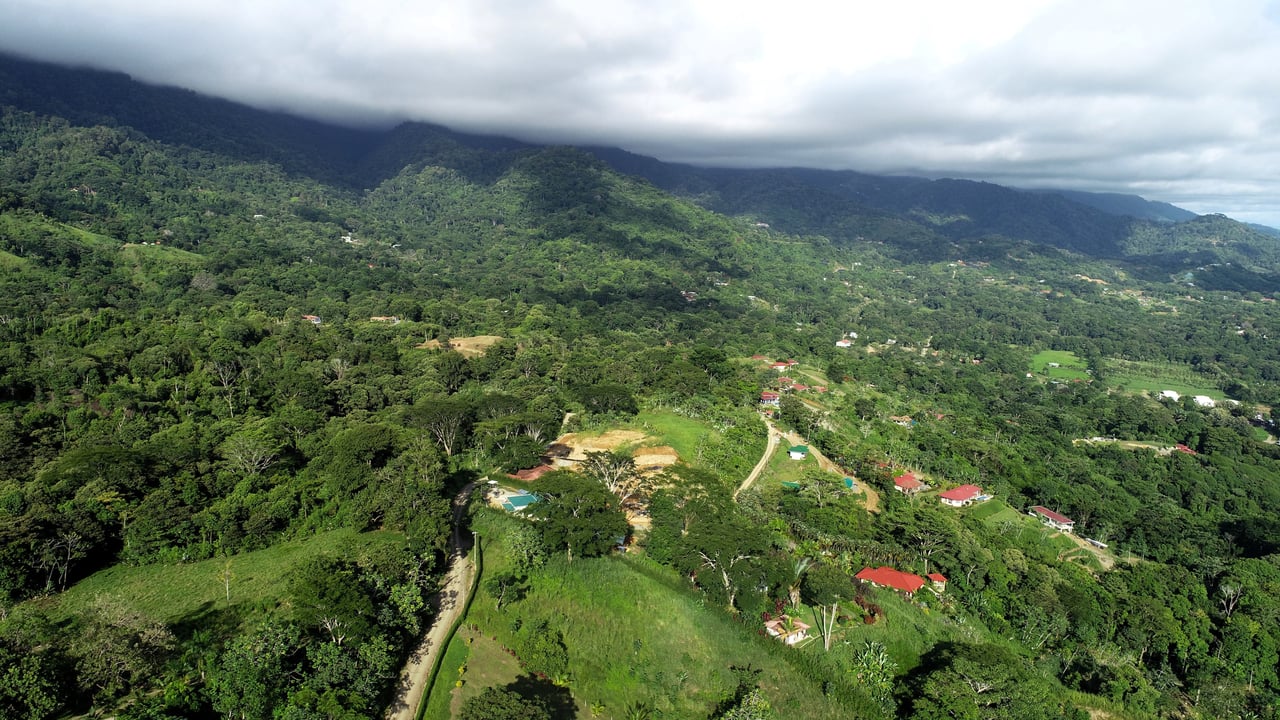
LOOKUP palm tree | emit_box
[788,556,814,607]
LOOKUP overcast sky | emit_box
[3,0,1280,225]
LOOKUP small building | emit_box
[763,615,810,645]
[301,314,322,325]
[894,472,924,494]
[927,573,948,592]
[788,445,809,460]
[771,362,791,372]
[760,390,781,407]
[1174,443,1198,455]
[856,566,926,595]
[1193,395,1216,408]
[369,315,400,324]
[1029,505,1075,533]
[939,484,983,507]
[1159,390,1181,401]
[836,338,853,348]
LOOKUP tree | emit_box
[529,472,627,563]
[848,641,896,711]
[581,450,652,506]
[209,622,300,720]
[485,571,528,611]
[718,688,775,719]
[459,687,550,720]
[219,421,281,477]
[679,512,769,612]
[409,396,472,457]
[72,595,176,704]
[0,641,62,720]
[905,642,1072,720]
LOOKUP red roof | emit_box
[792,384,809,391]
[927,573,947,583]
[894,473,923,490]
[939,484,982,502]
[856,566,926,594]
[1030,506,1074,525]
[508,465,554,481]
[777,376,794,384]
[761,391,780,399]
[1174,443,1198,455]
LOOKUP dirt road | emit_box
[385,482,478,720]
[733,419,880,512]
[779,427,881,513]
[734,420,783,500]
[1063,531,1116,570]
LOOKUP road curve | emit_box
[734,419,783,501]
[385,481,478,720]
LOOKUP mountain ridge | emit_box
[3,51,1279,288]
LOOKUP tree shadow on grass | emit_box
[504,674,577,720]
[170,600,249,642]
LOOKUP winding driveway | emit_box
[734,418,881,512]
[734,420,783,500]
[385,481,478,720]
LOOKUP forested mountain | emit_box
[1028,189,1198,223]
[2,53,1280,720]
[583,145,1280,286]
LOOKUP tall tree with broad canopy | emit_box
[528,471,628,563]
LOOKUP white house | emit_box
[1159,390,1181,401]
[1193,395,1216,408]
[764,616,810,645]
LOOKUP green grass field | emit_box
[1103,358,1221,398]
[968,500,1099,570]
[464,509,875,719]
[1029,350,1091,380]
[41,528,404,626]
[631,410,712,460]
[0,249,29,270]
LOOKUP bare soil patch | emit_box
[551,429,651,462]
[632,445,679,472]
[416,335,504,357]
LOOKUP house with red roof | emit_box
[939,484,983,507]
[507,464,555,482]
[855,566,926,595]
[1029,506,1075,533]
[760,391,781,407]
[927,573,948,592]
[835,338,853,348]
[771,362,791,371]
[1174,443,1198,455]
[894,472,924,495]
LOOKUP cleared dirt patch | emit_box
[416,335,504,357]
[632,445,679,472]
[552,429,651,462]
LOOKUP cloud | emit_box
[2,0,1280,224]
